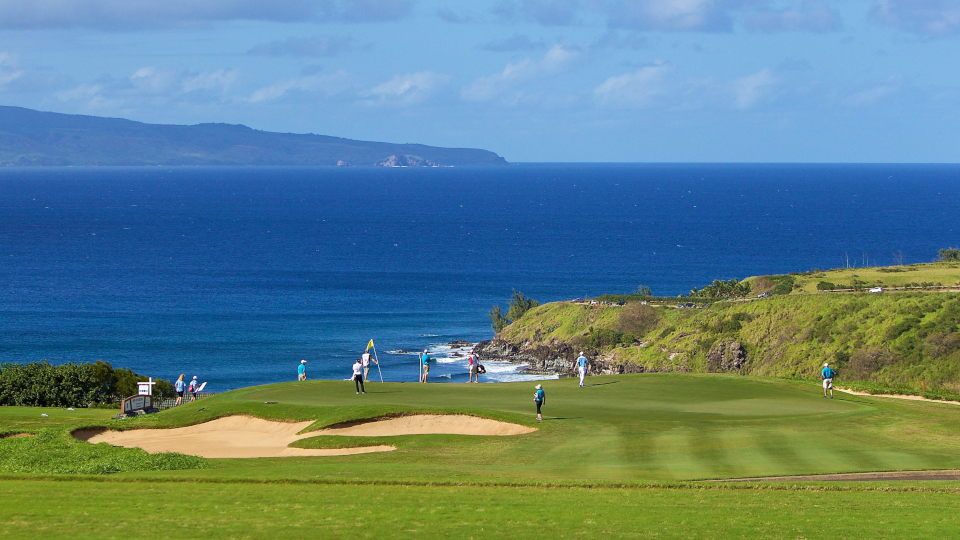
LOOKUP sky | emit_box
[0,0,958,162]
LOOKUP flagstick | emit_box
[373,344,383,383]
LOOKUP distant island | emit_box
[0,106,507,167]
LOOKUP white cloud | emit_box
[129,67,237,95]
[593,62,674,108]
[871,0,960,35]
[745,0,841,32]
[845,78,901,107]
[56,83,103,102]
[247,70,352,103]
[732,68,778,109]
[607,0,739,32]
[0,0,413,30]
[0,52,23,87]
[493,0,582,26]
[360,71,449,105]
[248,35,352,58]
[461,44,580,102]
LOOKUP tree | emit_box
[488,290,539,334]
[634,285,652,297]
[506,290,538,322]
[488,305,509,333]
[939,248,960,262]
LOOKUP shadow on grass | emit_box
[587,381,621,387]
[544,417,582,421]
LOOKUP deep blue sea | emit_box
[1,164,958,390]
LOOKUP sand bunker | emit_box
[74,416,394,459]
[318,414,537,437]
[838,388,960,406]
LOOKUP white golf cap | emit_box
[823,363,829,367]
[301,359,307,364]
[423,349,428,353]
[192,376,197,379]
[535,384,542,389]
[579,351,584,355]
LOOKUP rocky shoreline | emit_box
[473,337,748,377]
[473,339,647,377]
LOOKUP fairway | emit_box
[5,373,960,538]
[5,373,958,482]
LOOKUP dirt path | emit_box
[716,470,960,482]
[837,388,960,406]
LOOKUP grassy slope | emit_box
[6,376,960,538]
[7,375,960,483]
[3,480,960,539]
[501,263,960,395]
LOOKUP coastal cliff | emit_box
[476,262,960,396]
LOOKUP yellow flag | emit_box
[366,339,374,352]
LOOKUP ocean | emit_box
[1,163,958,390]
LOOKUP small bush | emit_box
[616,303,661,337]
[817,281,837,291]
[847,347,900,380]
[939,248,960,262]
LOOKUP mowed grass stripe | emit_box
[7,374,960,482]
[3,480,960,539]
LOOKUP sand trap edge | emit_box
[315,413,538,437]
[70,416,396,459]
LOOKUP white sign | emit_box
[137,377,156,396]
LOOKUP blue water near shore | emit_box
[1,163,958,390]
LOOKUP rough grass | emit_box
[3,479,960,539]
[0,429,205,474]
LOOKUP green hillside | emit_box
[491,261,960,397]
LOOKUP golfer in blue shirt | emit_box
[534,384,545,421]
[821,363,836,399]
[298,359,307,381]
[576,352,588,387]
[420,350,431,383]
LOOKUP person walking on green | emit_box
[420,349,431,383]
[821,362,836,399]
[297,359,307,381]
[576,352,588,387]
[533,384,545,421]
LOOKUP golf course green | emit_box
[4,373,960,538]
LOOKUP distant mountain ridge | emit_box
[0,106,507,167]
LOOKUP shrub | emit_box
[939,248,960,262]
[847,347,900,380]
[817,281,837,291]
[689,278,751,299]
[585,327,633,349]
[616,303,661,337]
[0,361,173,407]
